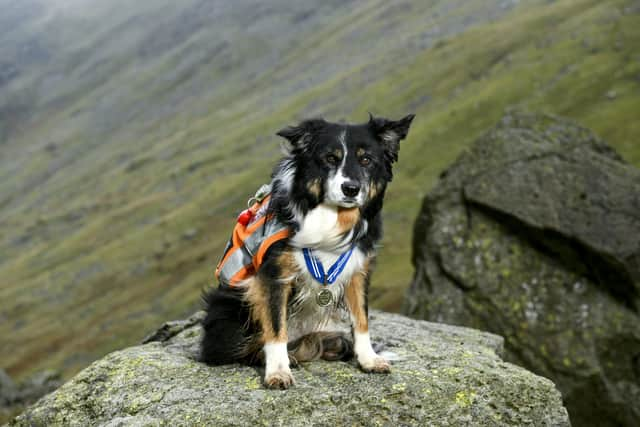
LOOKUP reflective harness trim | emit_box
[215,194,291,287]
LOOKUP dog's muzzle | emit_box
[341,181,360,198]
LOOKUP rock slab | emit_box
[405,112,640,426]
[10,311,568,426]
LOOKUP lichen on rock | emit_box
[405,111,640,426]
[10,311,568,426]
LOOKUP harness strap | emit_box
[215,192,290,287]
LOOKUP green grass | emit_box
[0,0,639,383]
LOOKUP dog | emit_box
[200,113,415,389]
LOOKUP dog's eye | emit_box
[359,156,372,166]
[326,154,339,165]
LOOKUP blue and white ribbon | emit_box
[302,246,355,285]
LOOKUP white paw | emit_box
[263,342,294,389]
[358,354,391,373]
[354,331,391,373]
[264,368,295,389]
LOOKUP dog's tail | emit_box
[200,287,260,365]
[287,331,354,365]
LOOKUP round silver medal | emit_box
[316,288,333,307]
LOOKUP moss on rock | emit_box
[10,311,568,426]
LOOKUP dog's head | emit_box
[276,114,415,209]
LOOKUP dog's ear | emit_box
[276,118,326,149]
[368,113,415,162]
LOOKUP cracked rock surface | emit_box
[9,311,568,426]
[404,112,640,426]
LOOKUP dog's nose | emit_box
[341,181,360,198]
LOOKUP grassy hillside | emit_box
[1,0,639,382]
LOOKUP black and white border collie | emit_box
[201,114,415,389]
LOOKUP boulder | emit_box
[10,311,568,426]
[404,112,640,426]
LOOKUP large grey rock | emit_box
[405,112,640,426]
[10,311,568,426]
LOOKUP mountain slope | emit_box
[1,0,639,381]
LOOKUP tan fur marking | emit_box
[344,260,370,333]
[245,253,296,343]
[337,207,360,233]
[356,148,365,156]
[273,251,297,341]
[306,178,322,198]
[245,278,276,342]
[368,185,377,199]
[368,181,383,199]
[277,250,300,280]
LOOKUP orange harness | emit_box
[215,191,290,287]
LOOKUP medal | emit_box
[316,288,333,307]
[302,247,354,307]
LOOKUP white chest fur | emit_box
[287,247,367,341]
[290,203,352,250]
[286,203,367,340]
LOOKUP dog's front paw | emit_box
[264,369,295,389]
[358,355,391,373]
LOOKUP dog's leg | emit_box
[344,266,390,373]
[246,249,295,389]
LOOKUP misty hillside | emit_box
[1,0,639,382]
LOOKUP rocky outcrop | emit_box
[10,311,568,426]
[405,112,640,426]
